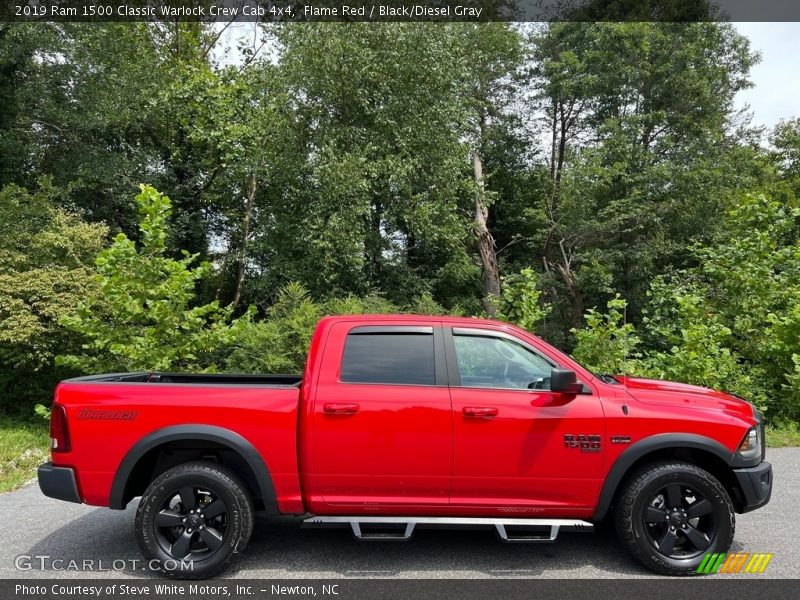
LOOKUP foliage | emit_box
[2,22,800,437]
[638,286,765,405]
[33,404,51,422]
[495,268,551,333]
[673,193,798,417]
[0,182,107,413]
[570,193,798,417]
[57,185,252,373]
[223,282,455,374]
[571,295,640,375]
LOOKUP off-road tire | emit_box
[614,460,735,575]
[135,461,254,579]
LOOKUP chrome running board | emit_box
[302,515,593,543]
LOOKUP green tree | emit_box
[57,185,251,373]
[222,282,452,374]
[0,182,107,413]
[522,22,757,341]
[572,193,798,417]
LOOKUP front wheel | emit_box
[614,460,735,575]
[135,461,254,579]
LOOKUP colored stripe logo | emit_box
[696,552,773,574]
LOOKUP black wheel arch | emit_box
[109,424,278,514]
[593,433,742,521]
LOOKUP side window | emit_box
[453,335,553,390]
[341,332,435,386]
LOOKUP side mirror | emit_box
[550,368,583,394]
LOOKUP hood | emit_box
[613,375,755,421]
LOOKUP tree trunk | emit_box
[472,150,501,316]
[232,173,256,308]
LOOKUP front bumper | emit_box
[732,460,772,513]
[38,462,82,504]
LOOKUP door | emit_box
[447,327,605,514]
[310,322,453,508]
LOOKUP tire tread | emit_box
[613,460,735,576]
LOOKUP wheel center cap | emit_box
[187,514,203,529]
[670,510,686,525]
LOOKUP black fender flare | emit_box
[109,424,278,514]
[592,433,735,521]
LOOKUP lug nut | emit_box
[182,518,186,523]
[187,528,192,533]
[199,525,205,530]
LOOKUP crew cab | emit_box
[38,315,772,578]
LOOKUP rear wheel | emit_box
[135,461,253,579]
[614,461,735,575]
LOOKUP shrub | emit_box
[495,268,551,333]
[0,183,107,414]
[57,185,252,373]
[571,295,640,375]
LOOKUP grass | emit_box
[0,417,49,493]
[765,422,800,448]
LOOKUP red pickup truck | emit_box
[38,315,771,578]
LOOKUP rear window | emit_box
[340,332,435,385]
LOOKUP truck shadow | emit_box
[27,508,742,579]
[236,517,659,578]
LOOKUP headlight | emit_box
[737,426,761,460]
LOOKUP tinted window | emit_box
[453,335,553,390]
[341,333,435,385]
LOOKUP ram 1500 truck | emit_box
[38,315,772,578]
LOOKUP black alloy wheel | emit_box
[153,484,230,561]
[641,483,715,559]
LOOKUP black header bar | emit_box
[2,1,800,23]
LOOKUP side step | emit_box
[303,516,593,543]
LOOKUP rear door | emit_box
[310,322,453,508]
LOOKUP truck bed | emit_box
[63,372,303,386]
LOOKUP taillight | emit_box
[50,404,71,452]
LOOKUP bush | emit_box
[0,182,108,414]
[222,283,457,374]
[57,185,252,373]
[639,289,766,406]
[571,295,640,375]
[567,193,798,421]
[495,268,551,333]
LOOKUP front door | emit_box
[446,326,605,514]
[310,322,453,508]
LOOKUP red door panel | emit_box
[450,388,605,511]
[309,322,452,508]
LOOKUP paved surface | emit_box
[2,449,797,579]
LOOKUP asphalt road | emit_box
[1,449,798,579]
